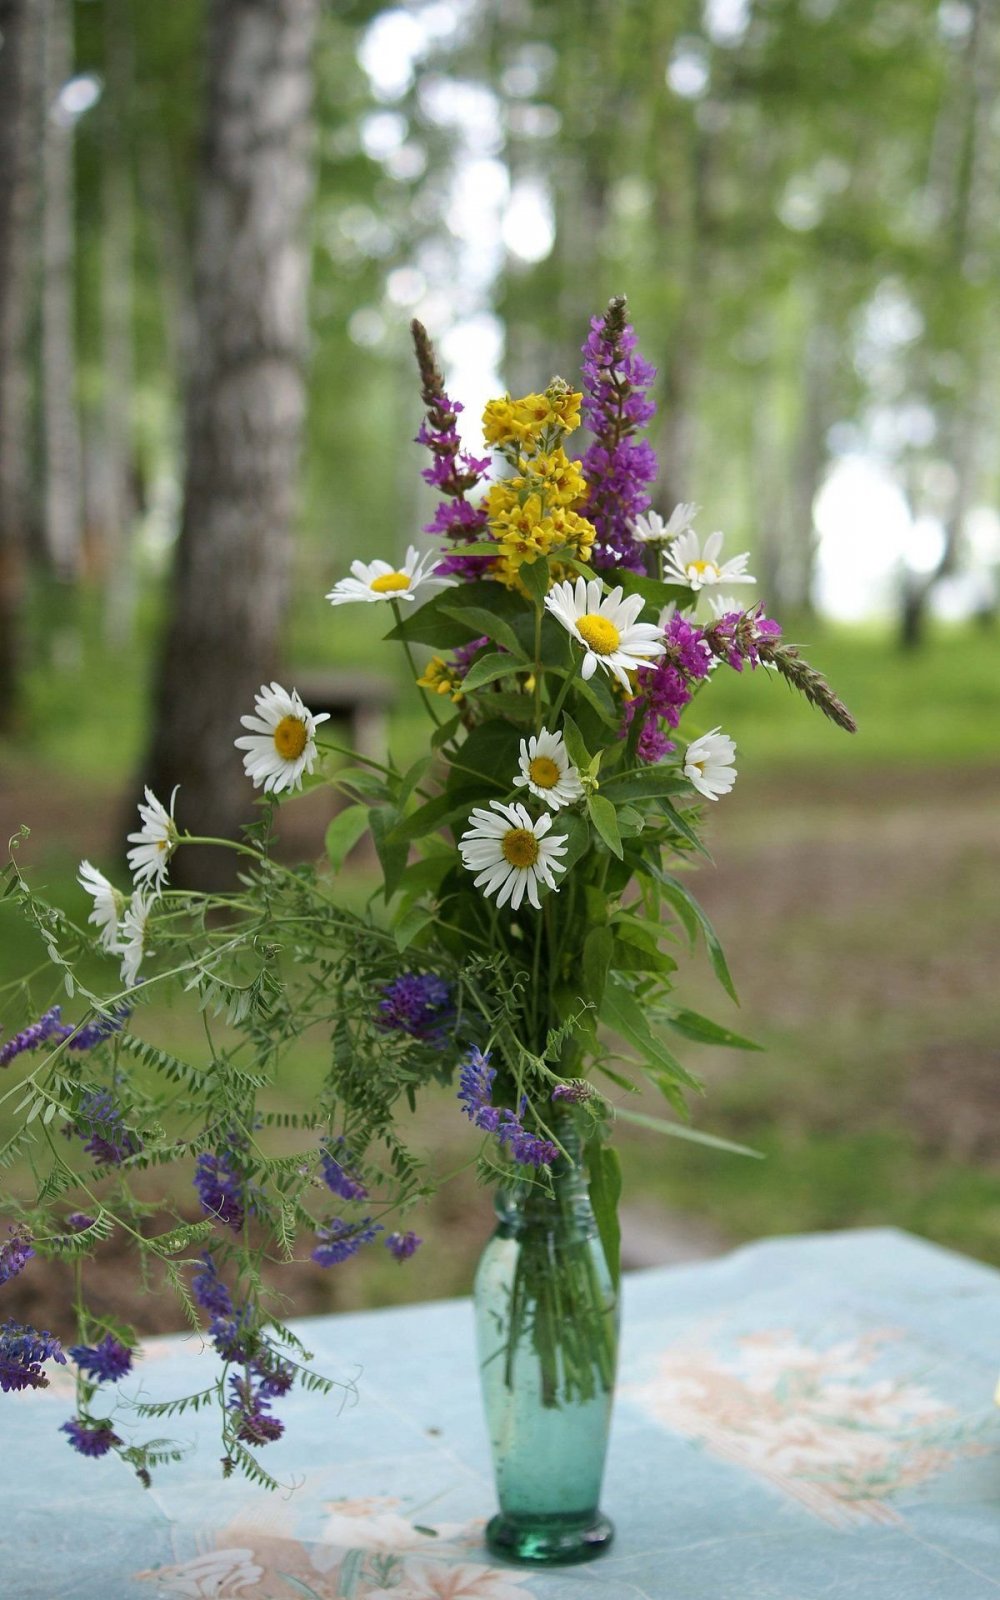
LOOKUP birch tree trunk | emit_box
[40,0,84,581]
[0,0,42,728]
[145,0,319,884]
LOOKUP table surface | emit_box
[5,1228,1000,1600]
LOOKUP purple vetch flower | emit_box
[66,1212,96,1233]
[457,1047,558,1168]
[69,1334,133,1384]
[61,1416,123,1457]
[0,1227,34,1286]
[457,1047,496,1124]
[0,1320,66,1392]
[551,1080,594,1104]
[191,1252,234,1319]
[252,1354,294,1399]
[207,1309,256,1365]
[311,1217,383,1268]
[579,302,659,574]
[72,1090,141,1166]
[385,1230,422,1262]
[377,973,454,1044]
[227,1373,285,1447]
[193,1147,249,1233]
[66,1006,131,1052]
[0,1007,71,1068]
[319,1138,368,1202]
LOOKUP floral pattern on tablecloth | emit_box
[134,1496,535,1599]
[627,1326,991,1527]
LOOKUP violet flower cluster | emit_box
[0,1319,65,1392]
[193,1136,255,1234]
[580,300,658,574]
[311,1216,383,1267]
[61,1416,123,1457]
[0,1226,34,1286]
[319,1137,368,1202]
[191,1253,294,1451]
[71,1089,141,1166]
[377,972,454,1044]
[0,1005,130,1068]
[69,1333,133,1384]
[458,1047,559,1169]
[624,613,715,764]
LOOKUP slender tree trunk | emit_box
[0,0,43,730]
[99,0,136,644]
[40,0,84,582]
[145,0,319,885]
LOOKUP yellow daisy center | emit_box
[577,613,621,655]
[370,571,412,594]
[528,755,561,789]
[501,828,540,868]
[688,559,720,580]
[273,715,308,761]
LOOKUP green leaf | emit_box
[331,766,390,800]
[398,754,434,805]
[600,976,700,1090]
[656,795,710,856]
[439,604,525,659]
[663,1008,761,1050]
[447,720,522,788]
[656,871,738,1001]
[387,790,473,846]
[520,554,551,609]
[368,806,408,899]
[561,712,591,772]
[615,573,692,610]
[586,1141,622,1288]
[431,714,461,749]
[611,933,677,976]
[586,794,623,858]
[614,1105,762,1158]
[392,905,434,952]
[460,651,520,694]
[324,805,369,870]
[601,767,686,804]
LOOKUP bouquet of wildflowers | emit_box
[0,296,854,1488]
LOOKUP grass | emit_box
[1,584,999,1325]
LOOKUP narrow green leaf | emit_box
[601,768,685,804]
[582,925,614,1014]
[324,805,369,870]
[368,806,408,899]
[520,554,550,608]
[560,712,591,772]
[587,794,623,859]
[656,871,738,1001]
[601,976,700,1090]
[663,1008,761,1050]
[387,790,476,846]
[614,1105,762,1158]
[393,905,434,952]
[586,1141,623,1288]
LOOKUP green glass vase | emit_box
[473,1129,619,1565]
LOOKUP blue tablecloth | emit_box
[5,1228,1000,1599]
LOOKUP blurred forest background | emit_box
[1,0,999,1332]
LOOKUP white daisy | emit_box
[632,502,700,543]
[684,727,737,802]
[117,890,154,988]
[544,576,665,690]
[661,529,756,591]
[706,593,744,619]
[234,682,330,794]
[126,786,180,891]
[513,727,584,810]
[458,801,568,911]
[78,860,124,952]
[326,545,455,608]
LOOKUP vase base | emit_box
[485,1510,614,1566]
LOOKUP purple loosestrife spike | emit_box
[580,297,658,574]
[69,1334,133,1384]
[0,1320,66,1391]
[61,1416,122,1457]
[385,1230,422,1262]
[623,612,716,764]
[0,1227,34,1285]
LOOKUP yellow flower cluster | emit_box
[416,656,465,703]
[478,385,595,592]
[482,387,582,447]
